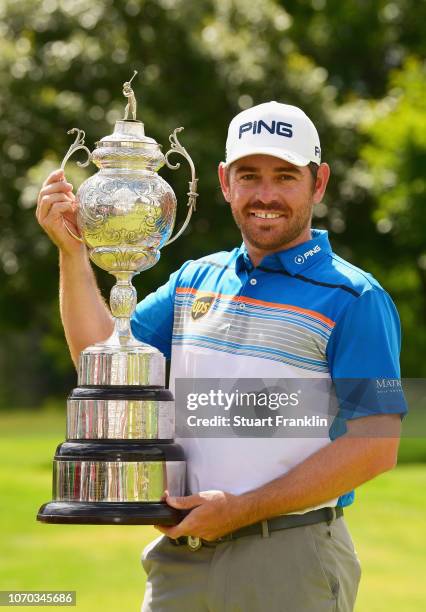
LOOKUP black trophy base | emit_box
[37,501,186,525]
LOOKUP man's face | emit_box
[218,154,329,256]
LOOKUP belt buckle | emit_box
[187,536,202,551]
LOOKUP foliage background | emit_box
[0,1,425,610]
[0,0,425,405]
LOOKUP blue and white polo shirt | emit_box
[131,229,407,510]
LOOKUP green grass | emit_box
[346,465,426,611]
[0,410,157,611]
[0,409,425,611]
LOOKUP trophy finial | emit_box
[122,70,138,121]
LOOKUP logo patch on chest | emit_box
[191,295,214,320]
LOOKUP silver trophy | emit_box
[37,72,197,525]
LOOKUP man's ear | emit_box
[218,162,231,203]
[312,162,331,205]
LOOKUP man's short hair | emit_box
[308,161,319,184]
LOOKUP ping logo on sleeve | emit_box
[191,295,215,320]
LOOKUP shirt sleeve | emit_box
[326,288,408,420]
[130,260,193,360]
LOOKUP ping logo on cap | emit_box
[239,120,293,140]
[191,295,214,320]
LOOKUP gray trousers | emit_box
[141,516,361,612]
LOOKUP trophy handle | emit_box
[60,128,92,244]
[163,127,199,246]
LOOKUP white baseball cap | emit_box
[224,101,321,167]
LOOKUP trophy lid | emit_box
[91,71,165,171]
[96,120,158,147]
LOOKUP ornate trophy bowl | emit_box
[37,73,196,525]
[79,119,176,274]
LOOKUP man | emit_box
[37,101,407,612]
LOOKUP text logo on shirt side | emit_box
[191,295,214,320]
[294,245,321,264]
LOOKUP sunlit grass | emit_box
[346,464,426,611]
[0,409,425,611]
[0,409,156,611]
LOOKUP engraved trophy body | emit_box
[37,73,197,525]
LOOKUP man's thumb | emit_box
[166,494,202,509]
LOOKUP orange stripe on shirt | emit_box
[175,287,335,328]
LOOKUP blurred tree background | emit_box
[0,0,425,408]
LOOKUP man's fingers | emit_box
[166,494,203,509]
[154,514,194,538]
[42,201,75,230]
[42,168,65,188]
[37,181,73,207]
[37,193,74,223]
[35,173,83,251]
[46,200,74,217]
[154,526,176,536]
[41,181,73,196]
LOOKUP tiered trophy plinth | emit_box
[37,342,187,525]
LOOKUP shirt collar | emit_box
[235,229,332,275]
[235,243,254,275]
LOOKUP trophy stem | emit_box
[109,272,137,347]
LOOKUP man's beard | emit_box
[230,199,313,251]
